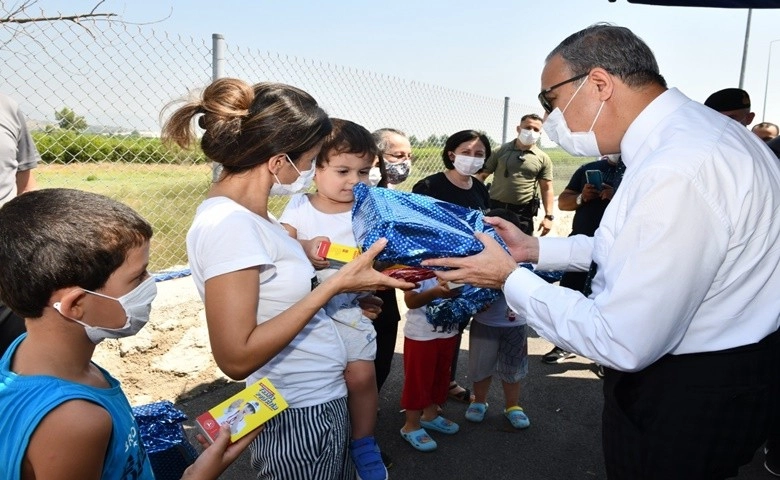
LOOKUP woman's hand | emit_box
[326,238,415,294]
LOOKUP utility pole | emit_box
[739,9,752,89]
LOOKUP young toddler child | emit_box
[280,118,387,480]
[399,277,462,452]
[464,208,530,429]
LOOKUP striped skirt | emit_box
[249,396,353,480]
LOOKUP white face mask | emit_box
[518,128,541,146]
[452,154,484,176]
[53,275,158,344]
[367,166,382,186]
[543,77,604,157]
[270,155,316,196]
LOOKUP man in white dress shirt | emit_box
[424,24,780,479]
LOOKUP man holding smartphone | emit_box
[542,154,625,365]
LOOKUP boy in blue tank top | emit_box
[0,188,258,480]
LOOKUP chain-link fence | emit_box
[1,17,580,271]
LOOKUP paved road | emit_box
[174,327,772,479]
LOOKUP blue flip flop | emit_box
[400,428,437,452]
[419,415,460,434]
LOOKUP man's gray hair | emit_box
[547,23,667,89]
[372,128,407,153]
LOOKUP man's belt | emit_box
[489,199,534,215]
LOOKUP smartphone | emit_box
[585,170,603,190]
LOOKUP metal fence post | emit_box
[502,96,510,143]
[211,33,226,181]
[212,33,225,81]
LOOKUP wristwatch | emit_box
[576,194,583,206]
[544,214,554,221]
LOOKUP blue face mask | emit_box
[270,155,316,196]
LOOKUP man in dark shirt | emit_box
[768,136,780,159]
[541,154,625,365]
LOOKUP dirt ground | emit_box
[93,209,575,405]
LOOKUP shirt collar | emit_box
[620,87,689,168]
[511,141,540,154]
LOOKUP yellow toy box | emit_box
[195,377,288,443]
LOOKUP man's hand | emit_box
[482,216,539,263]
[600,183,615,201]
[582,183,600,202]
[538,217,552,236]
[422,232,519,289]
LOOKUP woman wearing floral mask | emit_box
[411,129,491,404]
[370,128,413,188]
[162,79,412,480]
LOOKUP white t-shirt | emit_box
[279,193,355,245]
[473,294,526,328]
[187,197,347,408]
[403,278,459,341]
[279,194,367,327]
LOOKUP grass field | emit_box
[36,163,212,272]
[34,147,589,271]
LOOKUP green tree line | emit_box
[32,130,206,165]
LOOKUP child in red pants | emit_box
[400,278,461,452]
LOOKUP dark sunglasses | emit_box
[537,72,589,114]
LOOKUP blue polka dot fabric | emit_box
[352,183,503,265]
[352,183,504,330]
[132,401,197,480]
[352,184,564,331]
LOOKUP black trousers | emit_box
[0,304,25,357]
[602,328,780,479]
[373,288,401,392]
[488,199,536,235]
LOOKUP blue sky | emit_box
[13,0,780,123]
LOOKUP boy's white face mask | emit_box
[53,276,157,344]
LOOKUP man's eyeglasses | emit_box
[384,152,413,162]
[537,72,589,114]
